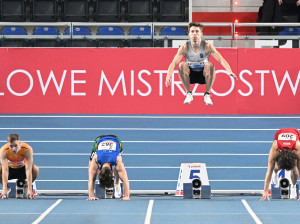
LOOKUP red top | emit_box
[274,128,300,150]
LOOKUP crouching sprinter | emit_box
[0,134,39,199]
[87,135,130,201]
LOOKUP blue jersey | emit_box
[96,136,121,168]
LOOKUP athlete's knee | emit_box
[204,62,215,72]
[32,164,39,177]
[179,62,189,75]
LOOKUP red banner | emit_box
[0,48,299,114]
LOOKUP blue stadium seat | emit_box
[161,26,187,36]
[1,26,28,47]
[97,26,125,47]
[65,26,91,36]
[278,27,300,48]
[33,26,59,35]
[279,27,300,35]
[32,26,60,47]
[64,26,93,47]
[98,26,124,36]
[129,26,151,36]
[156,26,187,47]
[128,26,153,47]
[1,26,26,35]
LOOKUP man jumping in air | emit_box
[165,22,237,105]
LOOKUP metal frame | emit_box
[2,22,300,48]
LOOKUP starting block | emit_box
[271,178,299,199]
[7,179,37,198]
[176,163,211,199]
[8,179,25,199]
[183,182,211,199]
[95,183,123,199]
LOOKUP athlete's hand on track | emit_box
[259,191,270,201]
[120,196,130,201]
[0,193,8,199]
[87,196,99,201]
[27,192,37,199]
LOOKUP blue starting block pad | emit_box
[271,185,281,199]
[183,183,211,199]
[8,179,17,198]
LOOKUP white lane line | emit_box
[0,115,299,119]
[38,166,267,169]
[0,140,273,143]
[0,128,292,131]
[34,153,268,156]
[32,199,63,224]
[241,199,262,224]
[34,179,265,182]
[144,200,154,224]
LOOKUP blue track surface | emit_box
[1,196,300,224]
[0,115,300,223]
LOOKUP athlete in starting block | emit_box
[87,135,130,201]
[260,128,300,201]
[0,134,39,199]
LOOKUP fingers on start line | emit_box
[0,194,8,199]
[87,197,99,201]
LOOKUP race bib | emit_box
[98,140,117,151]
[278,133,297,141]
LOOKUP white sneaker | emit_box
[272,172,279,188]
[290,185,298,199]
[204,93,213,105]
[114,183,122,199]
[184,92,193,104]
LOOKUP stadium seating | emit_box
[157,0,186,22]
[97,26,125,48]
[61,0,90,22]
[127,26,153,47]
[94,0,122,22]
[30,0,59,22]
[278,27,300,48]
[32,26,60,47]
[156,26,187,47]
[1,26,28,47]
[0,0,26,22]
[125,0,153,22]
[64,26,92,47]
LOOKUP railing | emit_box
[1,22,300,48]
